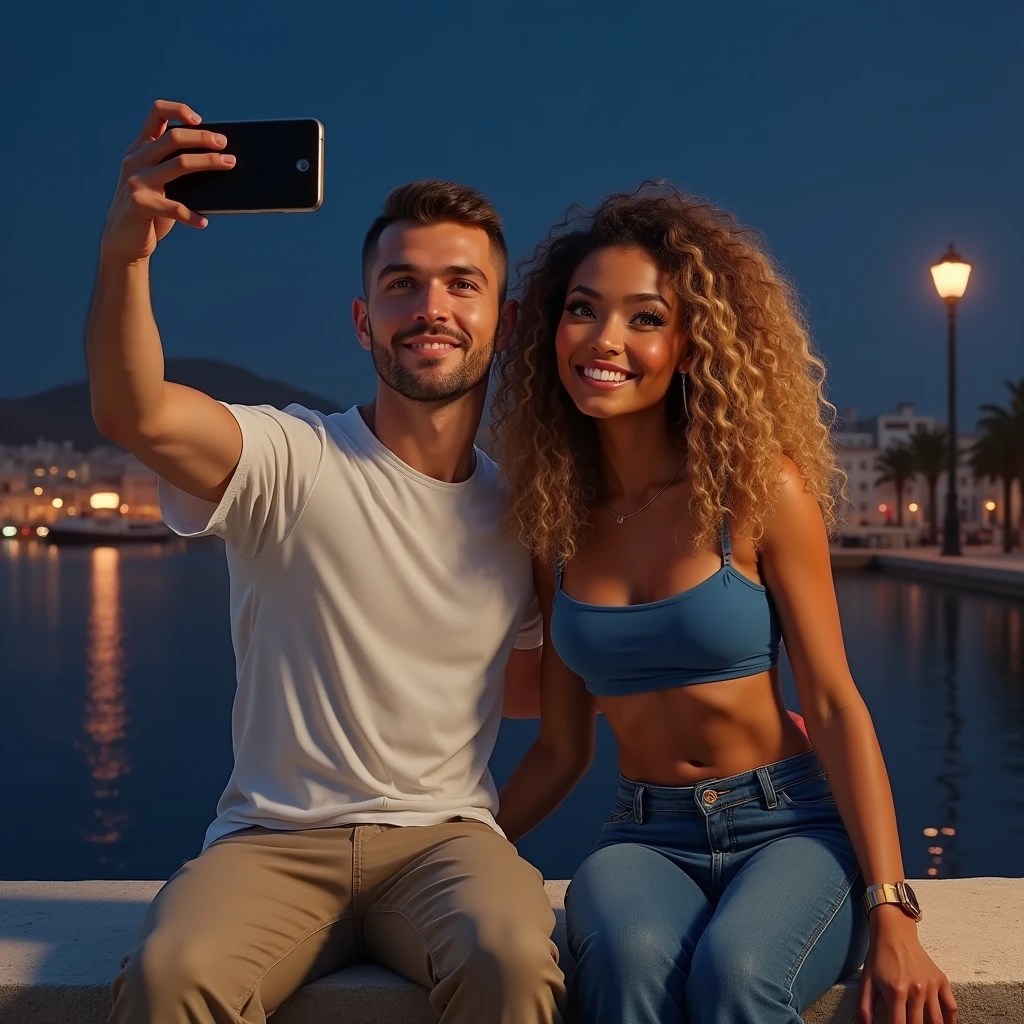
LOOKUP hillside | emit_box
[0,359,345,450]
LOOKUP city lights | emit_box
[985,500,997,512]
[908,502,919,513]
[89,492,121,510]
[33,486,43,496]
[52,498,64,509]
[1,526,16,538]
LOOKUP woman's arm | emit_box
[502,645,542,718]
[496,560,598,843]
[761,457,956,1024]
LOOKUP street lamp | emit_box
[930,244,972,556]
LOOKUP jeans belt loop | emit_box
[756,767,779,809]
[632,784,645,824]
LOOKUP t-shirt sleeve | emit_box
[513,586,543,650]
[158,403,324,558]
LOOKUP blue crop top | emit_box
[550,518,781,697]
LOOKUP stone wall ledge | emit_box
[831,548,1024,598]
[1,878,1022,1023]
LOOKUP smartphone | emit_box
[164,118,324,214]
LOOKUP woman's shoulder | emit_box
[762,454,828,552]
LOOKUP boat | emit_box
[42,516,172,544]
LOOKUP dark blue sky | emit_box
[3,2,1021,426]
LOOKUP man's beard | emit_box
[369,321,496,404]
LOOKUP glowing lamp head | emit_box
[930,244,971,301]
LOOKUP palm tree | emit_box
[875,444,916,527]
[971,409,1017,552]
[908,426,951,546]
[978,378,1024,549]
[1006,378,1024,544]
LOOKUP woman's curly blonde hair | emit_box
[492,182,843,567]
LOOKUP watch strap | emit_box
[863,881,922,920]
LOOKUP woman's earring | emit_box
[680,370,689,419]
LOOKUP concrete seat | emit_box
[1,878,1021,1023]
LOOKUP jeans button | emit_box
[702,790,718,806]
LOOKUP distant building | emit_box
[0,440,161,528]
[833,402,999,540]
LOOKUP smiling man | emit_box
[87,100,563,1024]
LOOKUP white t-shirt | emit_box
[158,404,541,849]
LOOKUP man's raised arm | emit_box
[87,98,241,502]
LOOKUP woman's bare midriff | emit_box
[600,668,812,786]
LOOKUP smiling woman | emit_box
[493,183,840,567]
[491,183,958,1024]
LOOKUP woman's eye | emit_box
[633,310,667,327]
[565,301,595,317]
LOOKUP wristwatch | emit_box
[863,881,923,921]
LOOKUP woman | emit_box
[492,184,956,1024]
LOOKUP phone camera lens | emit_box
[296,159,310,172]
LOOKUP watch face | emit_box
[899,882,922,918]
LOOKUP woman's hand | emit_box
[858,908,957,1024]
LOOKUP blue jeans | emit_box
[565,750,869,1024]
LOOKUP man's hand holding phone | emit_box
[101,99,234,264]
[88,98,323,502]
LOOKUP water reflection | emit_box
[925,595,963,878]
[3,540,1023,880]
[45,542,60,631]
[79,545,129,862]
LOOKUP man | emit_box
[88,98,564,1024]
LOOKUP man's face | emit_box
[354,221,508,404]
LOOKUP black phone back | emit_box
[164,118,324,214]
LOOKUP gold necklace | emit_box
[603,459,686,524]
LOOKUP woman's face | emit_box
[555,245,688,420]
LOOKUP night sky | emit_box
[3,1,1021,426]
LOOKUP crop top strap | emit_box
[720,516,733,567]
[555,560,565,589]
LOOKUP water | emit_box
[2,539,1023,882]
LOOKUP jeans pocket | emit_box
[777,772,836,808]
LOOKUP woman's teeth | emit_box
[582,367,630,382]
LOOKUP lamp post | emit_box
[930,244,971,557]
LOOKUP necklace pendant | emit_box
[616,516,624,524]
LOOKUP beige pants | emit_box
[109,819,565,1024]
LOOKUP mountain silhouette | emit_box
[0,358,345,450]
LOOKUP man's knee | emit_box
[472,920,558,983]
[436,913,563,1020]
[112,930,227,1015]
